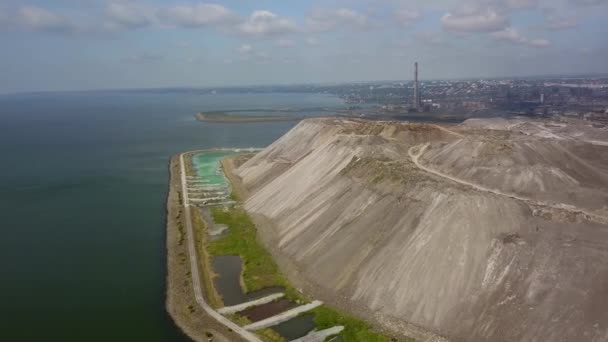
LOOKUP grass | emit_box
[191,207,223,309]
[312,306,403,342]
[207,205,401,342]
[257,328,286,342]
[225,313,251,326]
[229,190,240,202]
[207,206,306,303]
[202,155,404,342]
[208,206,282,290]
[184,153,196,176]
[227,311,285,341]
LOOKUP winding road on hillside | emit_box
[408,143,608,224]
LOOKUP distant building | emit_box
[461,101,487,111]
[412,62,422,111]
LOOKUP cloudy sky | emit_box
[0,0,606,93]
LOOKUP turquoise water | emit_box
[191,150,241,186]
[195,150,317,340]
[0,91,344,341]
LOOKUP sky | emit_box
[0,0,607,93]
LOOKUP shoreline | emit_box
[165,154,249,342]
[168,148,420,341]
[196,112,305,123]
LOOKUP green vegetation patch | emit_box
[192,208,223,309]
[340,156,424,184]
[225,313,285,342]
[312,306,401,342]
[206,173,401,341]
[256,328,285,342]
[207,205,400,342]
[208,206,305,302]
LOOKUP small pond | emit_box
[271,313,316,340]
[240,299,297,322]
[212,255,283,306]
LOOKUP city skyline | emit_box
[0,0,607,93]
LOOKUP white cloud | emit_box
[490,27,525,42]
[544,15,578,30]
[186,56,206,64]
[162,3,237,28]
[255,51,269,59]
[568,0,608,5]
[124,53,164,63]
[237,44,253,54]
[335,8,368,26]
[306,37,320,46]
[490,27,551,47]
[276,38,295,47]
[307,8,369,32]
[506,0,539,9]
[394,9,421,26]
[235,43,272,63]
[105,1,155,29]
[527,38,551,47]
[441,7,508,32]
[238,10,297,36]
[415,31,445,45]
[19,6,74,32]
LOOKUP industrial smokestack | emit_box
[414,62,420,111]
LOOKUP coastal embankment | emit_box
[169,149,403,341]
[166,153,249,342]
[196,112,305,123]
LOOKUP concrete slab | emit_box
[218,293,285,315]
[243,300,323,331]
[289,326,344,342]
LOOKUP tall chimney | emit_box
[414,62,420,110]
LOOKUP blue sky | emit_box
[0,0,606,93]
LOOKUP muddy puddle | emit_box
[212,255,283,306]
[271,313,316,340]
[199,208,230,241]
[212,255,320,340]
[208,224,229,241]
[240,299,297,322]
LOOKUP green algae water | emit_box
[0,90,344,341]
[193,150,319,340]
[191,150,242,186]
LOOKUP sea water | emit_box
[0,90,344,341]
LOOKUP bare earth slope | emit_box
[236,117,608,342]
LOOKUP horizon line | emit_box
[3,72,608,96]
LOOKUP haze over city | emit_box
[0,0,607,93]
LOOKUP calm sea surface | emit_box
[0,91,344,341]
